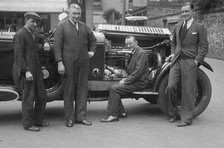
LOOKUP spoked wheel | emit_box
[40,54,63,102]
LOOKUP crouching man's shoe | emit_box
[76,119,92,126]
[100,115,119,122]
[24,126,40,132]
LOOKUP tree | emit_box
[191,0,224,12]
[103,8,122,24]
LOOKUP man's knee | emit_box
[110,84,117,92]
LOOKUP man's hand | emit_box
[88,51,94,58]
[165,54,174,62]
[119,78,126,84]
[25,71,33,81]
[58,61,65,75]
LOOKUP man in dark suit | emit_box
[13,12,49,132]
[54,3,96,127]
[100,36,150,122]
[166,2,208,127]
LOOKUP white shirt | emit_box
[183,18,194,29]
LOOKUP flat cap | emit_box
[24,11,41,21]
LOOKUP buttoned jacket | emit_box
[124,46,150,86]
[170,20,208,65]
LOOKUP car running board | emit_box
[133,91,158,95]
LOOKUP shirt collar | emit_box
[183,18,194,28]
[132,46,139,54]
[69,18,79,29]
[24,26,35,38]
[24,26,32,33]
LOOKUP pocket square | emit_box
[192,32,197,34]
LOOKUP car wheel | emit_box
[40,54,63,102]
[157,74,169,114]
[193,69,212,117]
[157,69,212,118]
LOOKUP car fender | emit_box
[152,61,170,92]
[153,60,213,92]
[199,61,214,72]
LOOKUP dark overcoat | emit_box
[13,27,47,128]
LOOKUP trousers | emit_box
[166,58,197,123]
[63,54,89,122]
[107,82,144,117]
[22,76,47,128]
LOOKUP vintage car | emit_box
[0,24,212,117]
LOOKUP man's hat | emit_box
[24,11,41,21]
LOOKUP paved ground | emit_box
[0,58,224,148]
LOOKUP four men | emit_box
[11,2,209,130]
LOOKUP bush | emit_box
[103,9,122,24]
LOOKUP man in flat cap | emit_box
[54,3,96,127]
[13,11,49,132]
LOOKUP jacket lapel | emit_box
[23,27,35,40]
[176,22,183,46]
[127,47,140,71]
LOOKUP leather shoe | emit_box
[177,121,191,127]
[100,115,119,122]
[76,119,92,126]
[66,120,73,127]
[119,112,127,118]
[24,126,40,132]
[35,121,49,127]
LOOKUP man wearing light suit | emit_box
[166,2,208,127]
[100,36,151,122]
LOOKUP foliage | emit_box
[191,0,224,12]
[102,8,122,24]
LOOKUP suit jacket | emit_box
[13,27,43,91]
[54,18,97,62]
[170,20,208,65]
[124,46,150,86]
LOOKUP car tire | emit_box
[157,74,169,114]
[157,69,212,118]
[193,69,212,117]
[45,79,63,102]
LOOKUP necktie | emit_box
[183,20,188,31]
[180,20,188,43]
[128,53,133,64]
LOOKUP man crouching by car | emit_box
[100,36,151,122]
[13,12,49,132]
